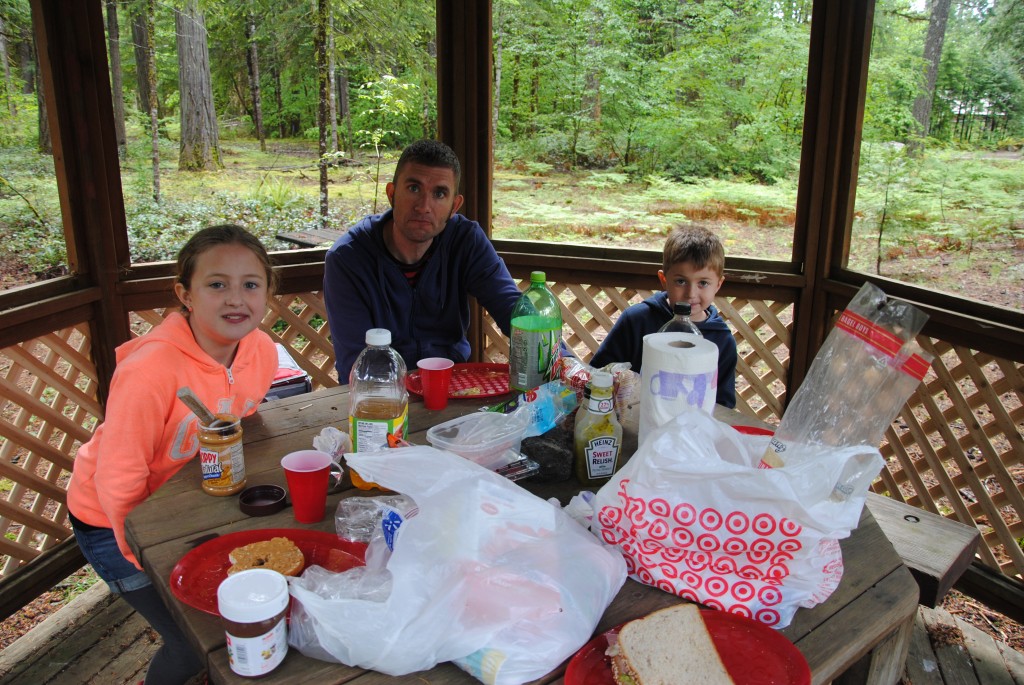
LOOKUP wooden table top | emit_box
[125,386,919,685]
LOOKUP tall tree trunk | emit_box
[0,16,15,116]
[106,0,128,158]
[145,0,160,202]
[35,43,50,154]
[511,53,520,136]
[176,0,221,171]
[315,0,329,227]
[244,11,266,152]
[131,8,153,115]
[272,66,286,138]
[19,28,34,94]
[337,69,352,157]
[911,0,951,142]
[492,27,502,145]
[327,6,339,153]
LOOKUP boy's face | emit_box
[658,262,725,321]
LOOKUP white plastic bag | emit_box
[591,410,880,629]
[288,446,627,684]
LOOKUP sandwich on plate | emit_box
[606,603,733,685]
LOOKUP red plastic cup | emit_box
[280,450,344,523]
[418,357,455,410]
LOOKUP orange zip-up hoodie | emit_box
[68,312,277,568]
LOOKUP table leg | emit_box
[834,615,914,685]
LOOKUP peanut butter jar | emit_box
[199,413,246,496]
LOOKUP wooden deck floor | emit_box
[1,582,1023,685]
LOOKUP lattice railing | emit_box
[872,339,1024,577]
[0,326,100,576]
[1,288,1021,587]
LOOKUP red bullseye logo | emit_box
[599,506,622,526]
[639,537,662,555]
[626,497,648,528]
[696,534,721,552]
[738,564,763,580]
[779,538,802,553]
[780,518,802,537]
[704,598,726,611]
[671,527,694,548]
[673,502,696,526]
[636,567,655,585]
[648,519,670,541]
[725,511,750,534]
[681,570,703,588]
[699,507,723,531]
[659,562,679,579]
[711,556,738,575]
[656,578,676,593]
[705,577,729,597]
[752,513,777,536]
[662,547,686,563]
[755,608,781,626]
[728,603,753,619]
[730,581,755,602]
[649,499,670,517]
[758,585,783,606]
[687,550,711,571]
[723,537,747,554]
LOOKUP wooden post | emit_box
[436,0,494,362]
[30,0,132,404]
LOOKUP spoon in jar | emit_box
[176,387,228,428]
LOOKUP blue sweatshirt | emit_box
[324,210,522,383]
[590,291,738,408]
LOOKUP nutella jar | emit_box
[199,413,246,496]
[217,569,289,677]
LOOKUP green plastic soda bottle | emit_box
[509,271,563,392]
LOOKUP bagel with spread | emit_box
[227,536,305,576]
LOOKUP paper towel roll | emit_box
[639,332,719,439]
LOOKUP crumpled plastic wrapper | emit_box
[549,491,595,529]
[313,426,351,463]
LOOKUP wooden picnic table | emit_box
[125,386,919,685]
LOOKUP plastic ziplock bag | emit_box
[288,446,627,685]
[591,409,879,629]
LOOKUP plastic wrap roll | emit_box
[639,332,719,439]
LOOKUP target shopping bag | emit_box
[591,409,880,629]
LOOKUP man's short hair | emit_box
[393,139,462,192]
[663,225,726,276]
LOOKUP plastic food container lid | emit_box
[426,412,529,469]
[238,484,287,517]
[217,569,289,623]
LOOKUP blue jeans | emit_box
[69,514,151,594]
[70,513,204,685]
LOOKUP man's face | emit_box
[385,162,465,246]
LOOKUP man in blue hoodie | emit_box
[324,140,521,383]
[590,225,738,408]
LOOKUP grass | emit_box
[1,136,1021,309]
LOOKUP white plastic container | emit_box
[426,411,529,471]
[217,569,289,677]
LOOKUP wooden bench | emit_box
[866,492,981,608]
[275,227,345,248]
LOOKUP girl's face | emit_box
[658,261,724,322]
[174,243,269,366]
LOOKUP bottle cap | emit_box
[672,302,693,316]
[365,328,391,346]
[591,371,613,388]
[530,271,547,283]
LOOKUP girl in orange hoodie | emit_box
[67,225,278,685]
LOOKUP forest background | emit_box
[0,0,1022,311]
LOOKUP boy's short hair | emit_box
[393,139,462,192]
[663,225,725,276]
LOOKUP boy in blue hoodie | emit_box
[590,225,738,408]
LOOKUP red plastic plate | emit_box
[732,424,775,436]
[565,609,810,685]
[406,362,510,399]
[169,528,366,616]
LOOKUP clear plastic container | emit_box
[426,411,530,471]
[509,271,563,392]
[348,328,408,490]
[658,301,703,336]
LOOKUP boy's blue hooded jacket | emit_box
[590,290,738,408]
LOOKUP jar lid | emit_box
[365,328,391,346]
[591,371,613,388]
[217,569,289,623]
